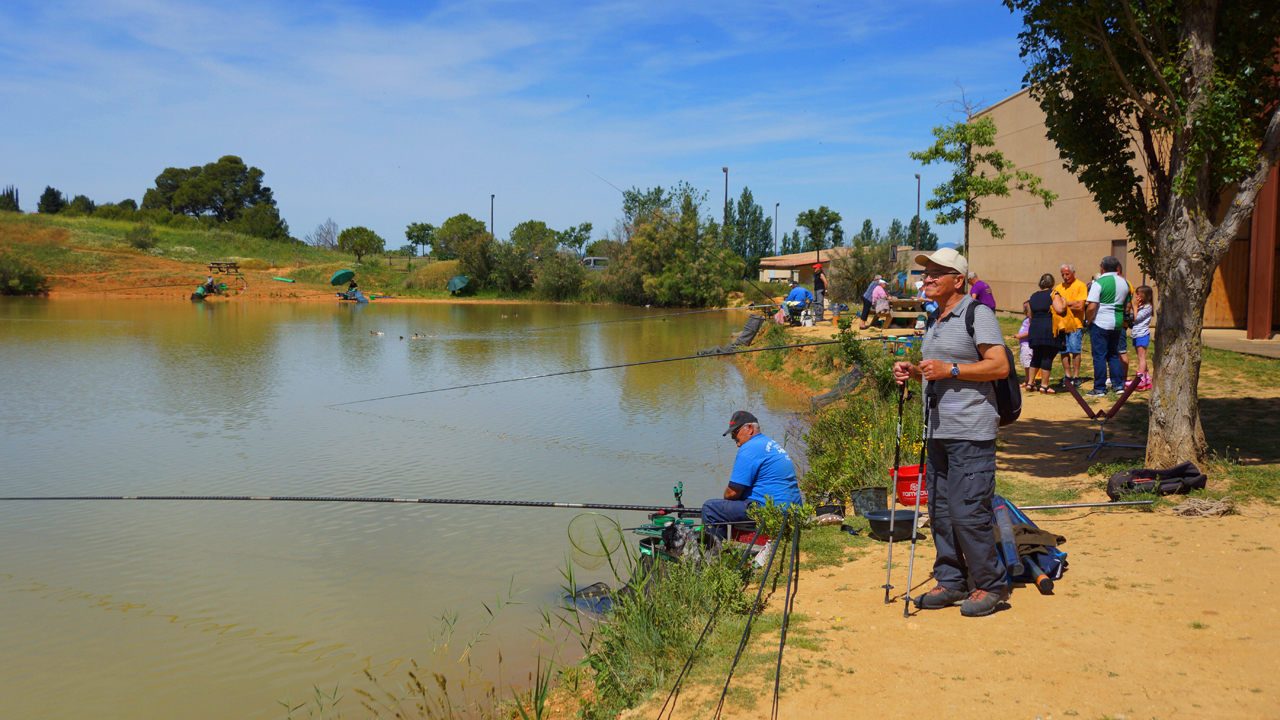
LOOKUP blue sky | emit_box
[0,0,1031,249]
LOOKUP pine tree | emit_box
[37,186,65,215]
[0,185,18,213]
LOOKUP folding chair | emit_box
[1061,377,1146,460]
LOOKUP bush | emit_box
[576,553,753,716]
[0,253,51,295]
[125,223,157,250]
[533,253,586,301]
[804,388,924,500]
[489,241,536,293]
[403,260,460,291]
[454,232,495,287]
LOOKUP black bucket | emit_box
[863,509,919,542]
[849,487,888,517]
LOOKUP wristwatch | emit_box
[951,363,960,377]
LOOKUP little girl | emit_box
[1132,285,1154,390]
[1016,305,1033,388]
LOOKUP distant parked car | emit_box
[580,256,610,271]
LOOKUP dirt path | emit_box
[638,506,1278,720]
[622,322,1280,719]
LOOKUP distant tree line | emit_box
[8,155,293,241]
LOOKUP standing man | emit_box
[893,248,1010,618]
[700,411,802,540]
[859,274,883,329]
[968,271,996,310]
[1086,256,1130,397]
[812,263,827,321]
[1051,264,1088,388]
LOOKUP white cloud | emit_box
[0,0,1027,246]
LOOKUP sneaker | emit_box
[960,588,1003,617]
[916,585,967,609]
[1085,388,1107,397]
[1072,377,1084,388]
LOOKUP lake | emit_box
[0,297,802,719]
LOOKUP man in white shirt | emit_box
[1085,256,1130,397]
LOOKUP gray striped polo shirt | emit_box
[921,295,1004,441]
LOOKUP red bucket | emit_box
[891,464,927,506]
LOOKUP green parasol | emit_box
[447,276,470,294]
[329,269,356,286]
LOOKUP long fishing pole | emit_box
[528,304,774,333]
[328,338,859,407]
[713,531,783,720]
[655,525,763,720]
[771,518,802,720]
[0,494,700,513]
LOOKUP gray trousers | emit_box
[925,438,1005,593]
[813,290,825,320]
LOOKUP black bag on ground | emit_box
[1106,462,1207,501]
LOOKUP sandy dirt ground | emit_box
[622,319,1280,720]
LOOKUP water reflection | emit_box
[0,298,801,720]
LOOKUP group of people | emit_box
[780,263,828,324]
[1013,259,1155,396]
[705,246,1018,618]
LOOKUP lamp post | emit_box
[913,174,921,254]
[774,203,779,255]
[722,167,729,231]
[490,194,495,237]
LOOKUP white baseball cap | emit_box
[912,247,968,278]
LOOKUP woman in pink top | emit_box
[870,280,891,328]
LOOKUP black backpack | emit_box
[1106,462,1207,501]
[926,301,1022,427]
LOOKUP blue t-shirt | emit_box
[785,287,814,304]
[729,434,801,507]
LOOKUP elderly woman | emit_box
[1026,273,1063,393]
[870,279,891,328]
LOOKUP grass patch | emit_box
[798,521,874,570]
[995,474,1081,511]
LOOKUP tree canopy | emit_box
[908,215,940,251]
[37,187,65,215]
[0,186,19,213]
[911,116,1056,252]
[795,206,843,252]
[405,222,436,256]
[141,155,289,239]
[434,214,487,260]
[337,226,384,263]
[1003,0,1280,466]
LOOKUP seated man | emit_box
[783,280,814,321]
[701,411,802,540]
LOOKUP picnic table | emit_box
[887,297,926,323]
[208,262,240,274]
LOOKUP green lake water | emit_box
[0,298,804,719]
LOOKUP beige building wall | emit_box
[968,89,1145,312]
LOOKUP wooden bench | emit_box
[208,262,240,274]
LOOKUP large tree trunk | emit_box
[1147,189,1225,467]
[1147,252,1210,467]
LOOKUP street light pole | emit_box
[490,194,495,237]
[722,167,729,231]
[774,203,779,255]
[913,174,920,254]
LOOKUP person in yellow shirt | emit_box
[1051,263,1089,388]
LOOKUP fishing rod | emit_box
[527,304,775,332]
[0,493,701,513]
[588,171,784,307]
[328,338,858,407]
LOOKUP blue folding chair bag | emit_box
[993,495,1069,584]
